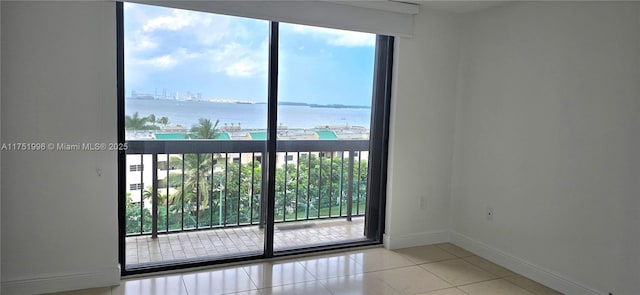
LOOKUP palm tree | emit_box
[190,118,220,139]
[142,183,179,209]
[158,116,169,128]
[157,118,223,227]
[167,154,216,225]
[125,112,159,130]
[147,113,157,128]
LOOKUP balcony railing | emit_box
[125,140,369,237]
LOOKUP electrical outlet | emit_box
[486,206,494,221]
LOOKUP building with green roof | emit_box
[154,132,230,140]
[155,133,188,140]
[315,130,338,140]
[249,132,267,140]
[214,132,231,140]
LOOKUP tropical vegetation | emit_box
[126,153,368,234]
[124,112,171,130]
[124,115,368,235]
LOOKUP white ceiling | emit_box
[394,0,512,13]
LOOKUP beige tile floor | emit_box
[127,218,366,265]
[53,243,563,295]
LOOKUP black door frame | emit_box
[116,2,393,276]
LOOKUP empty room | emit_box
[1,1,638,294]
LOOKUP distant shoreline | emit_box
[126,97,371,109]
[281,101,371,109]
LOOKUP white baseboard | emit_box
[383,230,449,250]
[450,231,602,295]
[1,265,120,295]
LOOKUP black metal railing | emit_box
[125,140,368,237]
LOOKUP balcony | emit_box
[125,139,369,266]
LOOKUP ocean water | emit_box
[126,99,371,130]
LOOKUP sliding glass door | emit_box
[273,23,376,251]
[118,2,392,275]
[121,3,269,271]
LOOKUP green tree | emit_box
[273,153,368,221]
[125,152,369,234]
[125,112,160,130]
[221,159,263,225]
[147,113,157,126]
[125,191,152,234]
[190,118,220,139]
[168,154,215,227]
[164,156,263,228]
[155,119,223,229]
[158,116,169,127]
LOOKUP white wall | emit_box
[2,1,638,294]
[384,8,461,249]
[451,2,640,294]
[1,2,119,294]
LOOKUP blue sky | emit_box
[124,3,376,106]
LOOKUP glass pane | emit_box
[123,3,267,268]
[274,23,375,251]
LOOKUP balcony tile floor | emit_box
[126,217,366,265]
[53,243,563,295]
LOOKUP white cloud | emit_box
[292,25,375,47]
[128,43,265,78]
[174,48,203,60]
[226,59,261,77]
[142,55,178,69]
[127,33,158,52]
[131,7,247,50]
[210,42,267,78]
[126,4,267,79]
[142,9,212,32]
[140,9,242,46]
[128,48,203,71]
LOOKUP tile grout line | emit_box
[435,244,475,259]
[363,255,417,272]
[180,275,190,295]
[367,261,463,295]
[453,277,503,288]
[417,259,509,289]
[454,286,471,295]
[368,266,431,295]
[320,267,403,295]
[315,276,337,295]
[239,263,263,292]
[414,262,459,288]
[448,251,560,293]
[460,256,514,278]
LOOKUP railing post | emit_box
[151,153,158,238]
[346,151,355,222]
[259,152,267,229]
